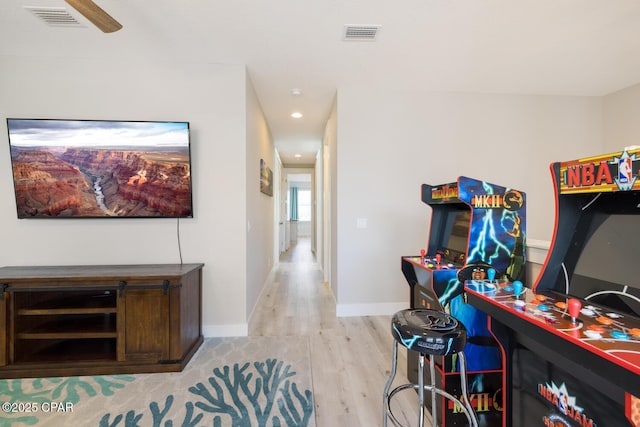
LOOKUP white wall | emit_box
[245,72,276,321]
[603,82,640,152]
[315,149,324,269]
[324,98,338,297]
[0,55,251,336]
[334,89,603,315]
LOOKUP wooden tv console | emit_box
[0,263,204,379]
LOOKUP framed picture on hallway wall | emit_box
[260,158,273,196]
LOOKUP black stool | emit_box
[382,309,478,427]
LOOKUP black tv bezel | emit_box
[6,118,194,219]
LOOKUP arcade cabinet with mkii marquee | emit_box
[465,148,640,427]
[401,176,527,426]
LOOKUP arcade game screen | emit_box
[569,213,640,318]
[440,208,470,264]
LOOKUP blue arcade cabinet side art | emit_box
[401,176,526,427]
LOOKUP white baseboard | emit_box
[203,323,248,338]
[336,302,408,317]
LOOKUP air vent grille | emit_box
[343,25,381,41]
[24,6,85,28]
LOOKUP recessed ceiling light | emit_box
[290,88,302,96]
[291,112,303,119]
[294,154,302,158]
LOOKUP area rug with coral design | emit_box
[0,336,315,427]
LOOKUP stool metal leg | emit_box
[385,351,479,427]
[417,353,425,426]
[458,352,478,427]
[385,378,478,427]
[383,340,398,427]
[429,354,437,427]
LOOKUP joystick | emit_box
[487,268,496,283]
[420,249,426,264]
[567,298,582,324]
[512,280,523,298]
[435,253,441,265]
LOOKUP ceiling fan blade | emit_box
[65,0,122,33]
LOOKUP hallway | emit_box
[250,238,418,426]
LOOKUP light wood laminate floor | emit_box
[250,238,422,427]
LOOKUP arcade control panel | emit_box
[465,275,640,375]
[404,249,465,270]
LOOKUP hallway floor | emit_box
[250,238,419,426]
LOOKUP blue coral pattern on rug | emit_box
[0,338,314,427]
[0,359,313,427]
[99,359,313,427]
[0,375,136,427]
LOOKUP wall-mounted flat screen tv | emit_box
[6,119,193,218]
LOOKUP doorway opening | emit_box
[280,171,315,261]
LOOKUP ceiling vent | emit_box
[343,25,381,41]
[24,6,85,28]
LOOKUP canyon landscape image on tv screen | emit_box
[7,119,193,218]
